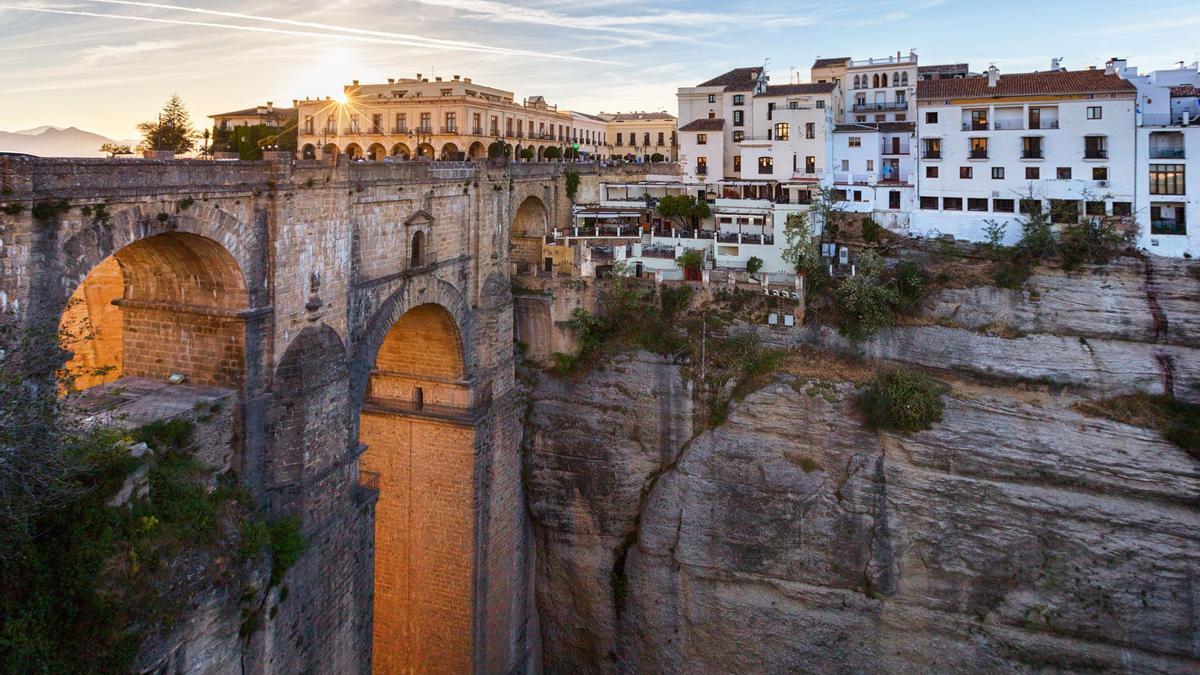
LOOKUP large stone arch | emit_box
[391,142,410,159]
[301,143,317,160]
[467,141,487,159]
[510,195,548,274]
[440,142,460,160]
[367,143,387,161]
[265,323,349,515]
[356,293,475,673]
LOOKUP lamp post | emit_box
[407,127,432,160]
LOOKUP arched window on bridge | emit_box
[411,230,425,268]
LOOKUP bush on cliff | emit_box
[857,367,947,433]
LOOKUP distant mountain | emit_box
[0,126,137,158]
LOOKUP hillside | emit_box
[0,126,136,157]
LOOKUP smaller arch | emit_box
[391,143,411,159]
[439,142,460,160]
[872,73,880,88]
[853,74,861,89]
[467,141,487,159]
[411,231,425,267]
[901,71,909,86]
[301,143,317,160]
[417,142,435,159]
[367,143,387,161]
[537,145,545,161]
[881,72,888,87]
[345,143,364,160]
[322,143,339,157]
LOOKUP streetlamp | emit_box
[407,127,432,160]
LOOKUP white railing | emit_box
[850,54,917,67]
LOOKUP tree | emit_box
[745,256,763,276]
[857,367,947,433]
[810,185,851,240]
[781,211,822,275]
[543,146,562,160]
[650,152,665,162]
[487,140,511,159]
[564,169,581,204]
[518,147,535,161]
[136,94,199,154]
[656,194,711,231]
[677,249,706,273]
[98,143,132,158]
[836,249,899,340]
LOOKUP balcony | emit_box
[852,101,909,112]
[969,149,989,160]
[881,143,910,156]
[994,119,1024,130]
[1084,150,1108,160]
[1030,120,1059,130]
[850,54,917,67]
[1150,147,1185,159]
[962,122,990,131]
[392,126,409,134]
[440,126,458,134]
[472,127,484,135]
[922,150,942,160]
[695,165,708,175]
[1021,150,1044,159]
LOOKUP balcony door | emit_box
[1029,107,1040,130]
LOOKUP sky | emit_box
[2,0,1200,140]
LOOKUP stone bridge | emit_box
[0,155,658,672]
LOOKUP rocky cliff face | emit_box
[525,257,1200,673]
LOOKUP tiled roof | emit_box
[209,106,295,119]
[918,63,969,74]
[1170,85,1200,97]
[812,57,851,69]
[698,67,762,91]
[759,82,837,96]
[678,118,725,132]
[609,112,677,122]
[917,69,1136,99]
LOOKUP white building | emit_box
[1118,59,1199,257]
[914,64,1138,243]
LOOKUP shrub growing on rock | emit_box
[857,367,946,433]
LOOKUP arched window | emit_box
[901,72,909,86]
[411,231,425,267]
[881,73,888,87]
[853,75,860,89]
[893,71,900,86]
[872,73,880,88]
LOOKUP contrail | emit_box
[1,4,613,63]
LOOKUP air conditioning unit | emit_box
[1097,180,1109,187]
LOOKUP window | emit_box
[920,196,939,210]
[967,198,988,212]
[853,190,863,202]
[840,159,850,171]
[992,167,1005,180]
[1022,136,1043,159]
[1020,199,1042,215]
[616,133,623,146]
[805,122,815,139]
[848,137,861,147]
[1150,204,1187,235]
[1084,136,1107,159]
[733,110,744,127]
[816,100,825,109]
[658,132,665,146]
[733,95,745,105]
[1087,106,1102,120]
[696,156,708,174]
[925,111,938,124]
[805,156,816,173]
[889,191,901,209]
[993,199,1016,213]
[708,111,716,119]
[1085,201,1106,216]
[774,123,790,140]
[1112,201,1132,217]
[866,160,874,171]
[696,134,707,145]
[708,94,716,103]
[444,112,456,131]
[1050,199,1080,223]
[1093,167,1108,181]
[419,112,431,131]
[733,155,742,172]
[372,114,384,133]
[1057,167,1072,180]
[758,157,774,174]
[970,137,988,159]
[1149,164,1185,194]
[943,197,963,210]
[960,166,973,179]
[304,116,313,134]
[926,166,939,178]
[922,138,941,159]
[644,133,651,146]
[832,189,848,201]
[349,115,360,133]
[733,130,745,142]
[1025,167,1040,180]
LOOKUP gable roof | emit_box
[760,82,837,97]
[609,112,677,122]
[812,57,851,69]
[918,68,1136,100]
[209,106,295,119]
[698,67,762,92]
[678,118,725,132]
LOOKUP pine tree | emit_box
[137,94,200,154]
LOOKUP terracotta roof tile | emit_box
[678,118,725,132]
[917,69,1136,100]
[698,67,762,91]
[812,57,851,69]
[1170,85,1200,97]
[918,63,969,74]
[759,82,837,96]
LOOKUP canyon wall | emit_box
[525,257,1200,672]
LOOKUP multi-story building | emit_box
[677,66,766,180]
[295,74,589,161]
[597,112,678,162]
[568,111,609,158]
[209,102,298,159]
[1118,59,1200,257]
[210,101,296,131]
[914,64,1138,243]
[919,63,972,81]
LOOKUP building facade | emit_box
[295,74,592,161]
[597,111,678,162]
[914,65,1138,243]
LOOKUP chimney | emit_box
[1050,58,1060,72]
[388,78,395,83]
[464,77,472,83]
[435,76,442,82]
[987,65,1000,88]
[453,74,460,80]
[266,101,274,113]
[416,73,422,79]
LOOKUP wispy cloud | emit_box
[80,38,178,64]
[2,2,615,63]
